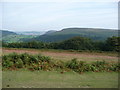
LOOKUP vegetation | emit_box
[2,53,120,73]
[3,36,120,52]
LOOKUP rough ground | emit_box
[2,48,118,62]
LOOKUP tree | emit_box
[105,36,120,51]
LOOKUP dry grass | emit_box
[2,48,118,63]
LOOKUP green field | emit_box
[2,35,37,43]
[2,70,118,88]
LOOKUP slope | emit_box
[24,28,118,42]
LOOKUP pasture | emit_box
[3,70,118,88]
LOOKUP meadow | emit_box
[3,70,118,88]
[2,48,119,88]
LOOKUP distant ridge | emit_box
[22,27,118,42]
[44,30,57,35]
[0,30,17,37]
[1,30,37,43]
[16,31,46,35]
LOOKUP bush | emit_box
[54,60,65,69]
[36,54,51,63]
[2,53,120,73]
[2,60,14,68]
[15,59,24,68]
[66,58,79,69]
[2,53,53,71]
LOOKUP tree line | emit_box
[2,36,120,52]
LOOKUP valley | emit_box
[1,27,118,43]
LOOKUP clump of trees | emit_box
[105,36,120,51]
[55,37,94,50]
[2,36,120,52]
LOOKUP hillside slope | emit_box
[1,30,37,43]
[23,28,118,42]
[44,30,57,35]
[0,30,17,37]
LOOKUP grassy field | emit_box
[2,48,119,88]
[2,70,118,88]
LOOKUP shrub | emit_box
[8,53,20,62]
[107,63,120,72]
[66,58,79,69]
[15,59,24,68]
[2,59,14,68]
[92,61,108,71]
[19,53,30,64]
[37,55,51,63]
[54,60,65,69]
[2,53,120,73]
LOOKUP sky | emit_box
[0,0,118,31]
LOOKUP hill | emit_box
[2,35,37,43]
[16,31,46,35]
[44,30,57,35]
[23,28,118,42]
[0,30,17,37]
[1,30,37,43]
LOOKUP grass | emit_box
[2,70,118,88]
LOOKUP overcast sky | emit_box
[1,1,118,31]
